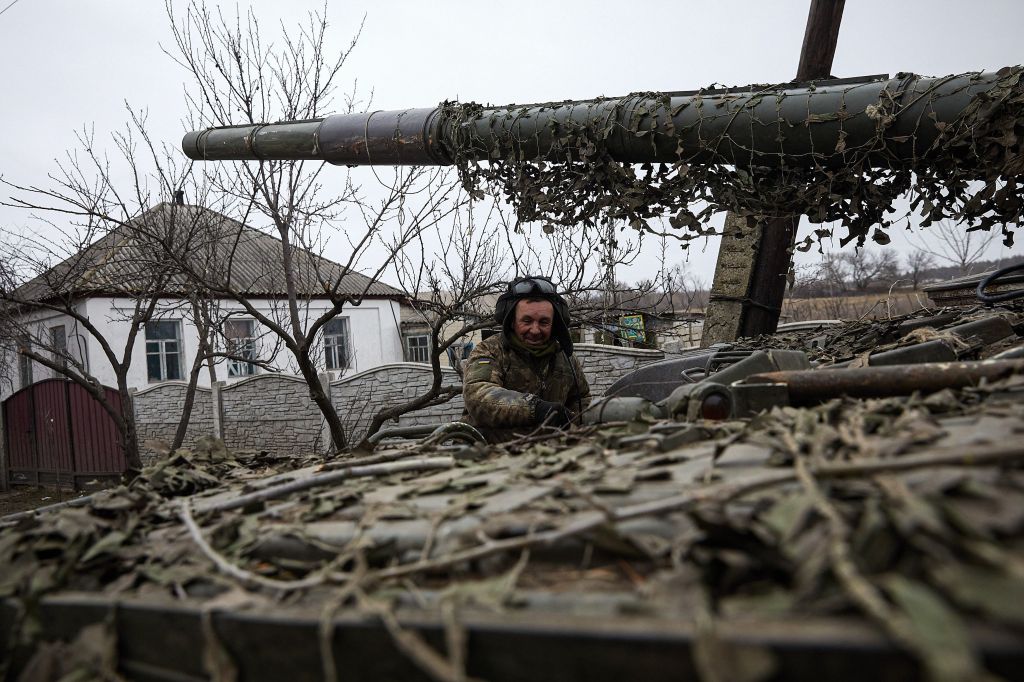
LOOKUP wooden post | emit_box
[702,0,846,345]
[794,0,846,82]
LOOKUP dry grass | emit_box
[781,290,934,323]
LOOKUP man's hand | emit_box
[534,399,570,427]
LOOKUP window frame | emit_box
[17,334,33,388]
[224,318,258,378]
[50,324,68,371]
[324,317,352,371]
[405,334,430,363]
[145,320,184,383]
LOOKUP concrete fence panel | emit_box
[572,343,665,396]
[132,382,214,465]
[219,374,323,456]
[330,363,464,444]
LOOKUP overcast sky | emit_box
[1,0,1022,286]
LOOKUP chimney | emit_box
[173,190,185,205]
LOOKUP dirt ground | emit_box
[0,487,90,516]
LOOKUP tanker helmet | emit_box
[494,276,573,355]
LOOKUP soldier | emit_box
[463,276,591,442]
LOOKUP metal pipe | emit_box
[182,70,1018,169]
[944,316,1016,346]
[863,339,957,367]
[365,424,440,445]
[742,359,1024,405]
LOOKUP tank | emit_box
[3,302,1024,682]
[3,71,1018,682]
[181,70,1020,171]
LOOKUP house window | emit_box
[146,320,183,382]
[225,319,257,377]
[50,325,67,371]
[405,334,430,363]
[17,334,32,388]
[324,317,352,370]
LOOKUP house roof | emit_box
[11,203,404,303]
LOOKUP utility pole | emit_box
[701,0,846,345]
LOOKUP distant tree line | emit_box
[791,219,1019,299]
[791,251,1024,299]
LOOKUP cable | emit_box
[0,0,24,18]
[976,263,1024,303]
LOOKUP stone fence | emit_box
[574,343,664,395]
[133,383,215,461]
[133,374,326,463]
[132,342,665,462]
[331,364,465,444]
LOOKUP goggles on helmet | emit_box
[510,277,557,296]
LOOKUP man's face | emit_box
[513,299,554,347]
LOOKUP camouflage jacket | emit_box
[462,334,591,440]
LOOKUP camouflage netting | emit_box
[3,310,1024,680]
[444,67,1024,250]
[737,304,1024,362]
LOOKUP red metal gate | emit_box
[3,379,127,489]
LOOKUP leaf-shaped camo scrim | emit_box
[2,310,1024,680]
[443,68,1024,250]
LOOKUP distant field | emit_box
[780,290,933,322]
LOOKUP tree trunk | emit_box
[116,381,143,476]
[294,353,347,454]
[172,349,206,451]
[172,299,212,450]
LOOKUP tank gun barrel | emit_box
[181,70,1017,169]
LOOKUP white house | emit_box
[1,202,409,400]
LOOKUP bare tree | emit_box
[1,3,462,467]
[817,253,848,293]
[163,1,461,453]
[904,250,937,289]
[908,219,999,277]
[663,263,707,315]
[787,262,822,299]
[621,261,708,350]
[0,126,209,474]
[841,249,900,291]
[781,252,850,304]
[789,253,852,319]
